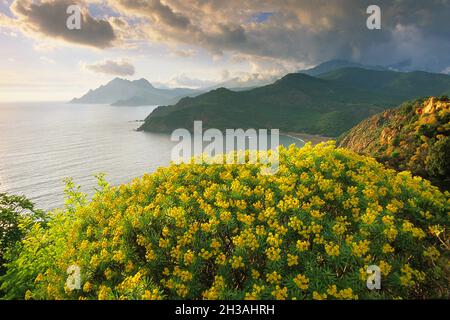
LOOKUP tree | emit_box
[0,193,47,275]
[426,137,450,190]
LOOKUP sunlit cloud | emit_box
[2,0,450,72]
[1,0,450,101]
[169,49,196,58]
[39,56,55,64]
[166,73,216,89]
[82,59,135,76]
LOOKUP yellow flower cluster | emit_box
[287,254,299,266]
[266,271,282,284]
[265,246,282,261]
[293,274,309,290]
[326,285,358,300]
[296,240,310,252]
[202,276,226,300]
[351,240,371,257]
[233,228,259,250]
[245,284,265,300]
[379,260,392,276]
[325,242,340,257]
[402,220,426,239]
[10,142,448,300]
[230,256,245,269]
[382,244,395,254]
[271,285,288,300]
[400,264,426,287]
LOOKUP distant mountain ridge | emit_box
[71,78,200,106]
[318,68,450,100]
[204,75,279,91]
[300,59,388,76]
[138,67,450,137]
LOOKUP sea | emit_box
[0,102,304,211]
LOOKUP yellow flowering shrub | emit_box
[1,142,449,299]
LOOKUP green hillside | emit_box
[139,69,450,137]
[139,73,396,136]
[319,68,450,101]
[338,96,450,190]
[300,60,387,76]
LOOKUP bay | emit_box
[0,102,303,211]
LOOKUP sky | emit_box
[0,0,449,102]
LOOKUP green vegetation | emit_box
[0,193,47,278]
[339,97,450,190]
[1,144,448,300]
[139,68,450,137]
[300,59,387,76]
[318,68,450,101]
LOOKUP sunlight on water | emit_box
[0,102,303,211]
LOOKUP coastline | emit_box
[282,131,334,145]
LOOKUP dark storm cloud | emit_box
[104,0,450,72]
[4,0,450,72]
[113,0,194,30]
[11,0,116,48]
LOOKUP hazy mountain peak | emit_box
[278,72,320,82]
[271,72,326,89]
[71,77,200,106]
[109,77,128,83]
[132,78,154,88]
[205,74,278,91]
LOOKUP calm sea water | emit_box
[0,102,303,211]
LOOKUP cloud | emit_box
[170,49,196,58]
[250,12,274,23]
[3,0,450,73]
[105,0,450,73]
[112,0,193,30]
[167,73,216,89]
[39,56,56,64]
[9,0,116,48]
[83,59,135,76]
[221,69,230,80]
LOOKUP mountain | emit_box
[300,59,387,76]
[338,96,450,189]
[205,75,278,91]
[138,68,450,137]
[138,72,397,136]
[70,78,199,106]
[318,68,450,101]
